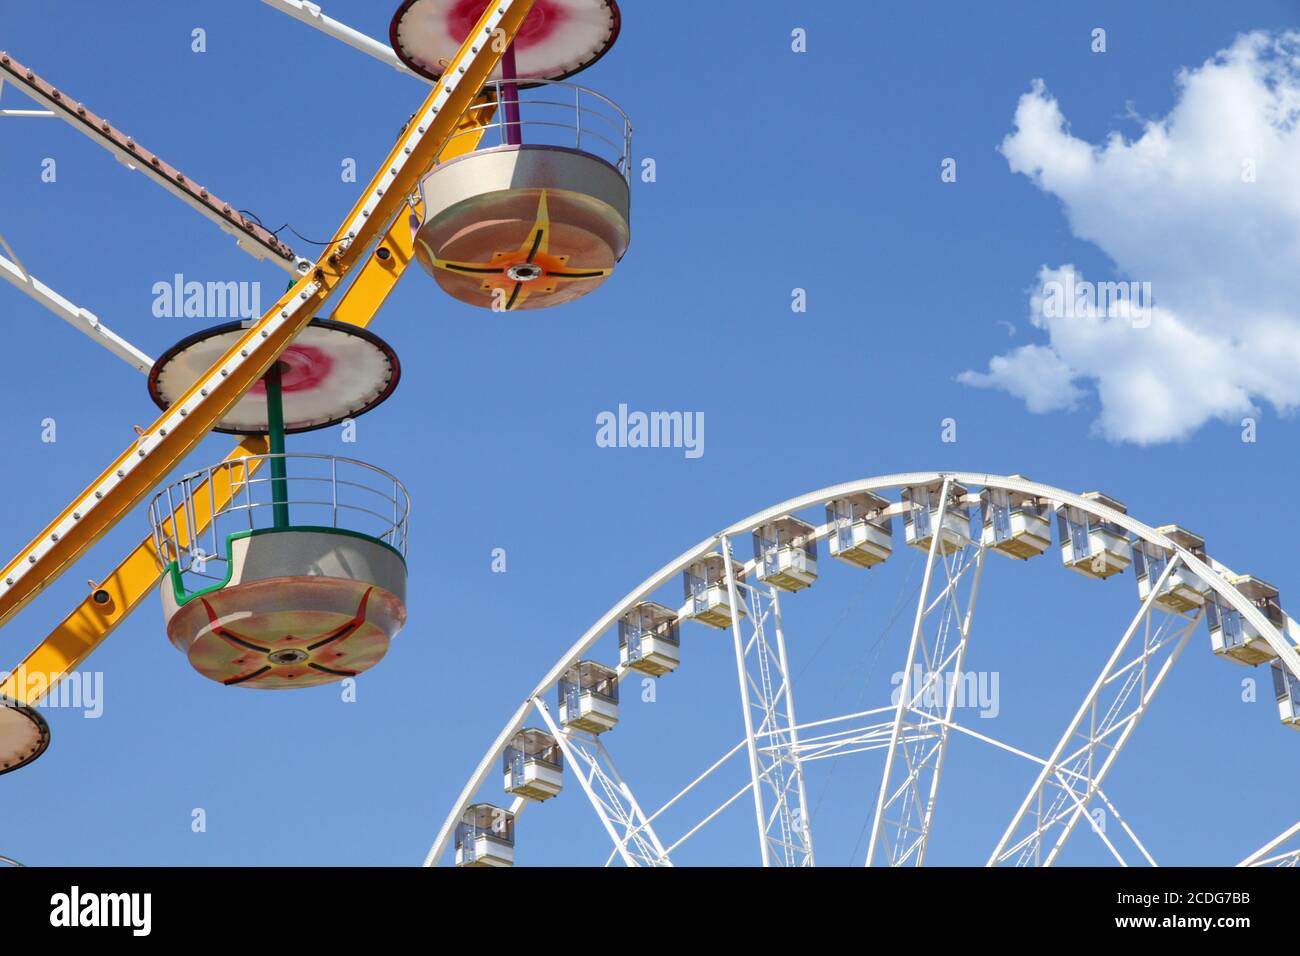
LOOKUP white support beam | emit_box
[593,736,673,865]
[1050,769,1130,866]
[869,477,988,867]
[1239,820,1300,867]
[0,238,152,373]
[1090,785,1158,867]
[721,535,774,867]
[660,780,754,858]
[0,54,305,275]
[1041,613,1196,866]
[258,0,431,82]
[534,698,670,867]
[768,588,815,865]
[869,478,952,866]
[0,74,52,117]
[988,556,1192,867]
[915,544,985,866]
[534,698,639,867]
[734,583,815,866]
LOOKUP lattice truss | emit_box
[733,576,814,867]
[868,537,986,867]
[988,567,1202,867]
[534,700,671,868]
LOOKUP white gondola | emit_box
[619,601,680,677]
[980,481,1050,560]
[503,729,564,801]
[1272,662,1300,729]
[752,516,818,592]
[1056,491,1132,579]
[682,553,748,629]
[1207,575,1284,666]
[559,660,620,733]
[902,480,971,556]
[827,492,893,569]
[1133,526,1210,614]
[455,803,515,867]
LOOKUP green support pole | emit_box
[265,362,290,530]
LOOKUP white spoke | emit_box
[721,536,815,866]
[989,556,1198,867]
[258,0,429,81]
[1239,821,1300,867]
[868,478,986,866]
[534,699,671,867]
[0,234,153,373]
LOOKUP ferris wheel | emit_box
[428,472,1300,868]
[0,0,628,785]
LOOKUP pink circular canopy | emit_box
[148,320,400,435]
[390,0,620,85]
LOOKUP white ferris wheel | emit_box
[426,472,1300,868]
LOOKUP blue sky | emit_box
[0,0,1298,866]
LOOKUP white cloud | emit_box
[963,31,1300,443]
[958,342,1083,414]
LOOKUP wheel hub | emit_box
[506,262,545,282]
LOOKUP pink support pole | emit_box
[502,42,523,146]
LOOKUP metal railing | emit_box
[147,454,410,593]
[434,78,633,181]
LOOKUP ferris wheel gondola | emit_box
[396,0,632,311]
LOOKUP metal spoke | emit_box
[1239,821,1300,867]
[868,478,987,866]
[721,535,815,866]
[989,555,1197,866]
[534,698,671,867]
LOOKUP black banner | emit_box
[0,865,1283,941]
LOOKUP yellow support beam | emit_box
[0,436,266,703]
[0,98,497,706]
[0,0,533,638]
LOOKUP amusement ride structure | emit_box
[0,2,1296,870]
[431,476,1300,868]
[0,0,628,776]
[429,475,1300,868]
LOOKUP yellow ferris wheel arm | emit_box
[0,101,498,706]
[0,2,531,648]
[0,434,268,704]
